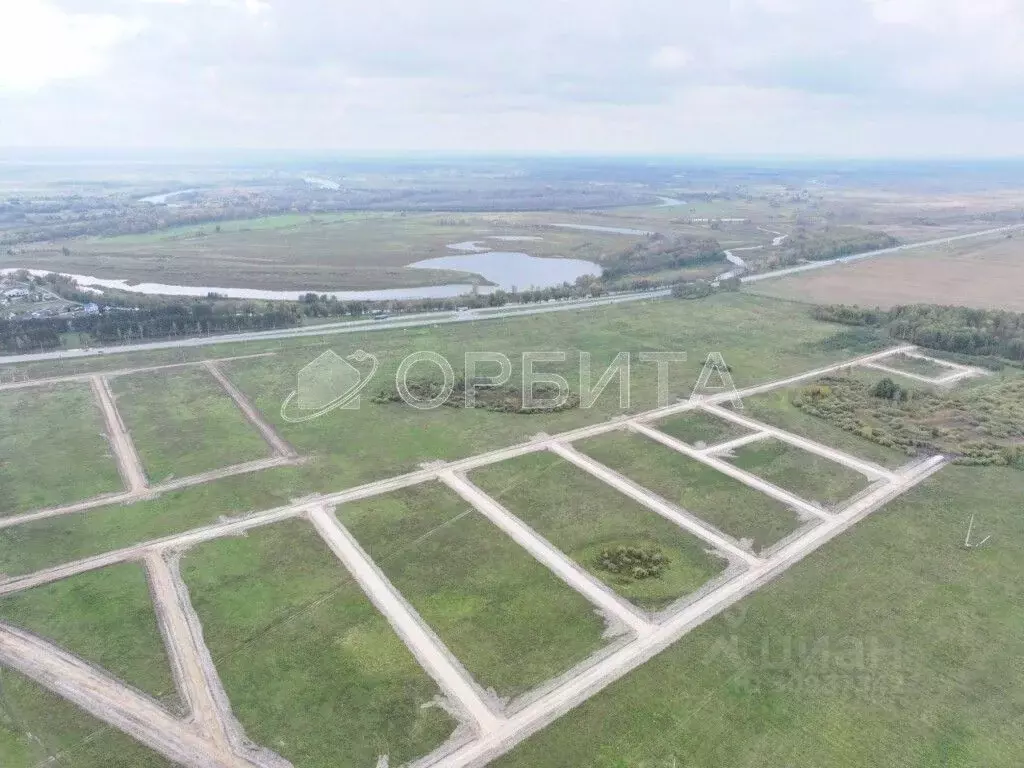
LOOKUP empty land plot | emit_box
[494,466,1024,768]
[748,235,1024,311]
[110,367,271,482]
[653,410,756,448]
[337,482,612,699]
[469,453,728,612]
[0,667,175,768]
[576,431,804,553]
[0,563,180,710]
[181,519,457,768]
[721,439,872,509]
[740,389,910,470]
[876,353,955,379]
[0,463,315,578]
[0,383,123,517]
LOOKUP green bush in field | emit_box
[791,374,1024,468]
[596,546,670,582]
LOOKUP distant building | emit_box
[3,288,29,299]
[84,302,101,315]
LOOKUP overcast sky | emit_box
[2,0,1023,156]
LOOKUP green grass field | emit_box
[0,563,180,709]
[495,465,1024,768]
[470,453,727,611]
[110,367,271,482]
[723,439,872,508]
[576,431,804,553]
[0,383,123,517]
[337,482,611,698]
[653,409,755,447]
[0,667,174,768]
[880,353,956,379]
[181,519,456,768]
[0,295,886,577]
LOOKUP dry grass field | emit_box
[749,234,1024,311]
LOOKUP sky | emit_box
[1,0,1023,157]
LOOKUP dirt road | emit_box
[203,361,296,458]
[439,470,653,636]
[308,504,504,735]
[427,455,948,768]
[90,374,148,494]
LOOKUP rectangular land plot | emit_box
[181,519,457,768]
[876,353,954,379]
[653,409,756,448]
[469,452,729,611]
[337,482,612,699]
[110,367,272,482]
[741,389,910,470]
[0,667,175,768]
[721,438,873,509]
[0,383,123,517]
[576,431,805,554]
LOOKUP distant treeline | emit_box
[759,227,898,271]
[812,304,1024,361]
[0,304,301,354]
[601,235,725,280]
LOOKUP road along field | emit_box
[748,231,1024,311]
[0,341,954,768]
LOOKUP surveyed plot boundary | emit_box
[862,349,988,387]
[0,345,955,768]
[0,353,303,531]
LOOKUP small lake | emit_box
[409,252,601,291]
[3,244,601,301]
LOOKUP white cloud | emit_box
[0,0,141,92]
[649,46,692,72]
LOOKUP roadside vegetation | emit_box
[470,453,727,611]
[757,227,898,271]
[182,519,456,768]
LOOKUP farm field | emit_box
[748,234,1024,311]
[722,438,872,509]
[0,383,123,516]
[336,482,612,698]
[110,366,272,482]
[0,563,180,708]
[181,519,457,768]
[576,431,806,553]
[469,452,728,611]
[494,465,1024,768]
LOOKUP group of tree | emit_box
[811,303,1024,361]
[759,226,898,270]
[600,234,725,280]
